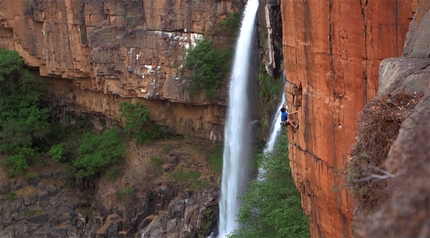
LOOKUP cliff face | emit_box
[357,3,430,237]
[0,0,246,141]
[280,1,415,237]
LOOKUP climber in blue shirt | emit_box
[280,107,298,129]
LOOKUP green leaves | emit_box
[183,40,230,99]
[119,101,170,144]
[119,101,150,133]
[48,144,64,162]
[258,66,282,101]
[229,134,310,238]
[0,49,24,82]
[0,50,51,177]
[74,128,126,179]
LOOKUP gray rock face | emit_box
[358,3,430,237]
[0,171,219,238]
[379,58,430,95]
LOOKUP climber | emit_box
[280,106,298,129]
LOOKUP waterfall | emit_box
[263,92,286,154]
[255,90,286,178]
[218,0,259,237]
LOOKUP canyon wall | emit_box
[281,0,416,237]
[0,0,248,141]
[358,2,430,236]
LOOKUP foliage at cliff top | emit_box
[229,134,309,238]
[0,49,51,177]
[348,91,423,213]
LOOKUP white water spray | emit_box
[263,92,286,154]
[218,0,259,237]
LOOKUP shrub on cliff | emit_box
[0,49,51,177]
[182,39,230,99]
[229,134,309,238]
[119,101,172,144]
[258,66,283,102]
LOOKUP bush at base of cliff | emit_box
[229,134,309,238]
[0,49,51,177]
[73,128,126,179]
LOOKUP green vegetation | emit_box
[220,11,242,36]
[74,128,126,179]
[169,168,209,190]
[229,134,309,238]
[208,146,223,174]
[6,191,17,200]
[169,168,201,182]
[0,50,169,183]
[150,156,164,172]
[119,101,171,144]
[182,39,231,98]
[162,145,171,154]
[106,165,120,180]
[258,66,283,101]
[180,10,242,100]
[119,185,135,196]
[25,172,37,180]
[0,49,51,177]
[25,207,43,217]
[48,144,63,162]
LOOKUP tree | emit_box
[119,101,168,143]
[0,50,50,177]
[182,40,230,98]
[229,134,309,238]
[73,128,126,179]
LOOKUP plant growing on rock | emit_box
[74,128,126,179]
[182,39,230,99]
[119,101,171,144]
[0,49,51,177]
[258,66,282,102]
[207,146,223,174]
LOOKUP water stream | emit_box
[218,0,259,237]
[263,92,286,154]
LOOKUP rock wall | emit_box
[357,3,430,237]
[0,171,219,238]
[0,0,246,141]
[280,0,416,237]
[0,137,221,238]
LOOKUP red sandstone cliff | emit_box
[281,1,416,237]
[0,0,247,141]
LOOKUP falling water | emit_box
[263,91,286,154]
[218,0,259,237]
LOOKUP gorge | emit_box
[1,0,430,237]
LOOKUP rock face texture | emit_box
[0,0,246,141]
[356,3,430,237]
[0,137,221,238]
[280,0,415,237]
